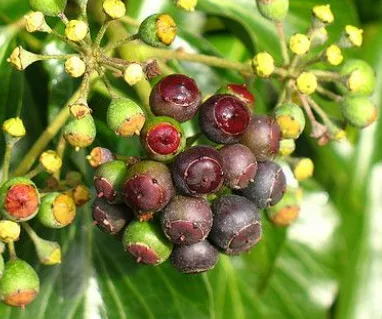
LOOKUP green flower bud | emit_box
[107,98,146,137]
[289,33,310,56]
[29,0,67,17]
[297,72,317,95]
[0,177,40,222]
[275,103,305,139]
[38,192,76,228]
[340,59,376,96]
[252,52,275,78]
[256,0,289,22]
[138,14,177,47]
[33,237,62,265]
[64,115,96,150]
[64,56,86,78]
[0,221,21,243]
[340,96,378,128]
[7,46,42,71]
[0,259,40,307]
[279,139,296,157]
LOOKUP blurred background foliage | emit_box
[0,0,382,318]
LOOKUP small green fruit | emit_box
[0,259,40,308]
[138,14,177,47]
[33,237,62,265]
[29,0,67,17]
[122,221,173,265]
[275,103,305,139]
[340,96,378,128]
[340,59,376,96]
[64,115,96,150]
[256,0,289,22]
[107,98,146,137]
[267,188,302,226]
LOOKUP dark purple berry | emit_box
[94,160,128,204]
[172,145,224,197]
[199,94,251,144]
[123,161,175,220]
[219,144,258,189]
[160,195,213,245]
[240,115,281,161]
[209,194,262,255]
[242,161,286,209]
[150,74,202,122]
[92,198,134,235]
[171,240,219,274]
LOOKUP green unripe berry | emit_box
[122,221,173,265]
[340,59,376,96]
[275,103,305,139]
[256,0,289,22]
[138,14,177,47]
[107,98,146,137]
[341,96,378,128]
[64,115,96,150]
[29,0,67,16]
[0,259,40,307]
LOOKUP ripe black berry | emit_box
[172,145,224,196]
[209,194,262,255]
[92,198,134,235]
[150,74,202,122]
[160,195,213,245]
[170,240,219,274]
[199,94,251,144]
[123,161,175,220]
[242,161,286,209]
[240,115,281,161]
[219,144,258,189]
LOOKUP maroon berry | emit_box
[171,240,219,274]
[242,161,286,209]
[172,145,224,197]
[160,195,213,245]
[199,94,251,144]
[92,198,134,235]
[150,74,202,122]
[240,115,281,161]
[209,195,262,255]
[217,84,255,109]
[123,161,175,220]
[219,144,258,189]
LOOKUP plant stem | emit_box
[310,70,342,81]
[7,242,17,260]
[103,34,138,53]
[24,165,43,179]
[276,22,290,65]
[306,95,336,126]
[54,133,66,180]
[94,19,112,48]
[51,30,83,52]
[21,222,39,242]
[120,15,140,27]
[316,85,343,103]
[1,143,13,185]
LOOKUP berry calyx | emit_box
[160,195,213,245]
[69,99,92,119]
[150,74,202,122]
[140,116,185,162]
[171,240,219,274]
[29,0,67,16]
[122,221,173,265]
[219,144,258,189]
[252,52,275,78]
[138,14,177,47]
[209,195,262,255]
[199,94,251,144]
[275,103,305,139]
[87,147,115,168]
[242,161,286,209]
[256,0,289,22]
[340,96,378,128]
[0,177,40,222]
[340,59,376,96]
[172,145,225,196]
[63,115,96,150]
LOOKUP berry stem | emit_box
[1,142,13,185]
[316,85,343,103]
[120,15,140,28]
[310,70,342,81]
[7,242,17,260]
[103,34,139,53]
[50,30,83,52]
[94,19,112,49]
[306,95,338,129]
[276,22,290,65]
[21,222,39,242]
[54,133,66,180]
[97,67,118,99]
[186,132,203,147]
[24,165,43,179]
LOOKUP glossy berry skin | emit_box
[242,161,286,209]
[161,196,213,245]
[199,94,251,144]
[140,116,186,162]
[92,198,134,235]
[240,115,281,162]
[171,240,219,274]
[94,160,128,204]
[217,84,255,111]
[172,145,225,197]
[209,195,262,255]
[150,74,202,122]
[123,161,175,219]
[219,144,258,189]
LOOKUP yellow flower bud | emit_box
[65,20,88,42]
[102,0,126,19]
[175,0,198,11]
[24,12,51,33]
[279,139,296,157]
[312,5,334,25]
[345,25,363,47]
[39,150,62,173]
[297,72,317,95]
[0,221,21,243]
[64,56,86,78]
[2,117,26,138]
[124,63,144,86]
[7,46,42,71]
[326,44,343,66]
[293,158,314,181]
[289,33,310,55]
[252,52,275,78]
